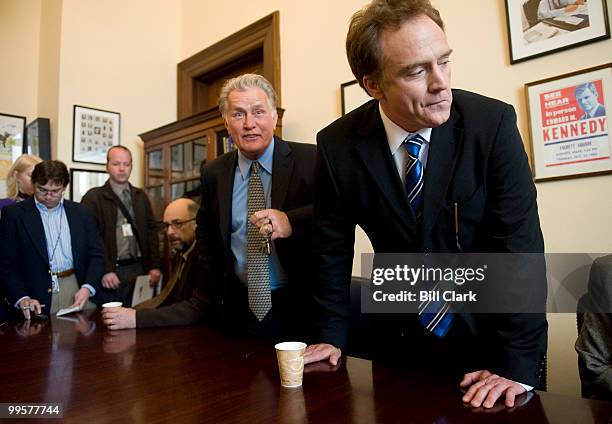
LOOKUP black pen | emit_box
[453,202,462,252]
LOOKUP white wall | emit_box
[0,0,41,119]
[0,0,181,185]
[55,0,181,184]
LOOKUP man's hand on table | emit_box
[102,306,136,330]
[460,370,527,408]
[304,343,342,366]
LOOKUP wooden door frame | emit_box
[177,11,280,119]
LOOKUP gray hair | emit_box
[218,73,277,118]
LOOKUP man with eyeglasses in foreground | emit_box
[0,160,105,319]
[102,198,199,329]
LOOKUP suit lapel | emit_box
[271,138,293,209]
[218,152,238,251]
[354,102,416,232]
[422,107,464,241]
[63,200,80,269]
[20,199,50,265]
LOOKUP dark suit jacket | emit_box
[313,90,547,387]
[0,198,105,315]
[136,138,316,335]
[136,241,199,328]
[81,181,161,273]
[575,255,612,401]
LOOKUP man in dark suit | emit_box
[304,0,547,409]
[104,73,316,341]
[0,160,105,319]
[82,145,161,307]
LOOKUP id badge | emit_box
[51,274,60,293]
[122,223,134,237]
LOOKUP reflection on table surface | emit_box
[1,311,611,423]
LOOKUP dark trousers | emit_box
[92,262,144,307]
[222,275,312,343]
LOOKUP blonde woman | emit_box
[0,154,43,211]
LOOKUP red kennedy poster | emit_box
[538,79,608,167]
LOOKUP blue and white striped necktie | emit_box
[404,133,454,338]
[403,134,425,222]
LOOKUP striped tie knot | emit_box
[404,134,424,159]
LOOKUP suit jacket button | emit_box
[48,288,52,293]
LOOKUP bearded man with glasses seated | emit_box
[0,160,105,319]
[101,198,200,329]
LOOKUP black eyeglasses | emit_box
[35,186,65,197]
[162,218,196,230]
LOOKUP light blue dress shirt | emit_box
[35,198,74,273]
[16,198,96,308]
[231,137,288,290]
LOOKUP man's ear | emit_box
[363,75,384,100]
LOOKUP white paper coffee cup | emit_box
[275,342,306,387]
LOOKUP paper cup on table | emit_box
[102,302,122,308]
[275,342,306,388]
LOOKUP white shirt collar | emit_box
[378,103,432,154]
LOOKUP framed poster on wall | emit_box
[0,113,26,197]
[526,63,611,181]
[25,118,51,160]
[69,168,108,202]
[505,0,610,64]
[72,105,120,165]
[341,80,372,115]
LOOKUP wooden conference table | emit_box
[1,312,611,423]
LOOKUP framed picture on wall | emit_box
[72,105,120,165]
[25,118,51,160]
[341,80,372,115]
[0,112,26,160]
[525,63,612,182]
[505,0,610,64]
[69,168,108,202]
[0,113,26,197]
